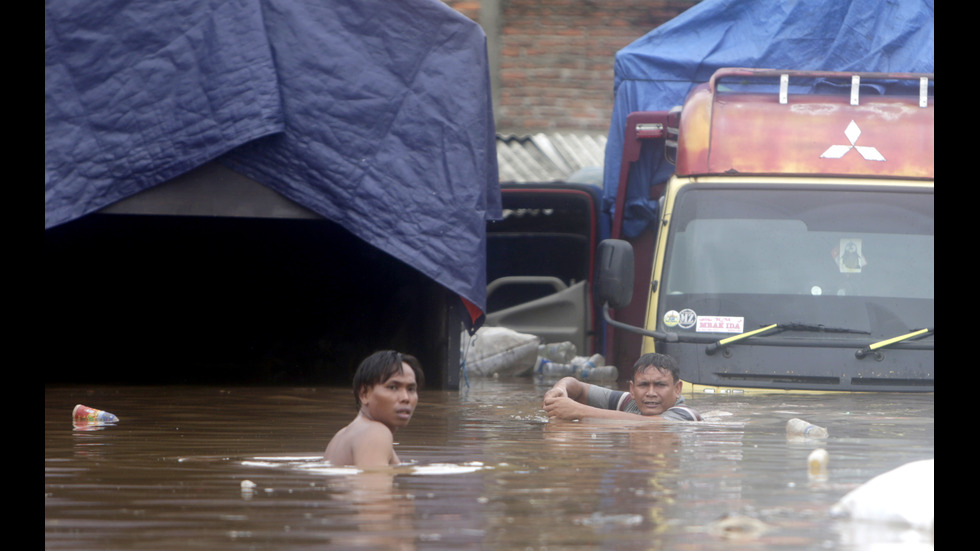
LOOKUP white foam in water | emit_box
[301,465,362,475]
[240,455,361,475]
[239,456,486,476]
[251,456,323,461]
[409,462,485,475]
[240,456,321,468]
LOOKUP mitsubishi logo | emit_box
[820,120,885,161]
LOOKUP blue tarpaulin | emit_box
[45,0,501,320]
[603,0,934,238]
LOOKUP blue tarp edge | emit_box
[45,0,501,315]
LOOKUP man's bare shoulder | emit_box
[351,418,395,447]
[324,423,354,465]
[324,415,396,467]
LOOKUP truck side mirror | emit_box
[596,239,634,309]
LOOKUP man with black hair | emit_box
[324,350,424,467]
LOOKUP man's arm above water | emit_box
[542,376,589,404]
[542,377,664,422]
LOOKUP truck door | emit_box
[484,183,602,355]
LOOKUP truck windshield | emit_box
[659,186,933,339]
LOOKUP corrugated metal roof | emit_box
[496,132,607,184]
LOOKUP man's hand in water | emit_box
[542,385,568,401]
[543,390,588,420]
[542,377,594,420]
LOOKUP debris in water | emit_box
[72,404,119,428]
[830,458,933,531]
[574,512,644,527]
[808,448,829,481]
[786,418,828,439]
[240,480,257,499]
[706,513,772,540]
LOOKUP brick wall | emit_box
[443,0,699,134]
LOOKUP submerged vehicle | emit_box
[599,69,933,393]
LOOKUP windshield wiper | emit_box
[705,322,870,355]
[855,328,933,359]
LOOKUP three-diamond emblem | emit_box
[820,121,885,161]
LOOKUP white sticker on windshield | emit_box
[696,316,744,333]
[835,238,867,273]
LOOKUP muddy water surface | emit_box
[45,380,933,550]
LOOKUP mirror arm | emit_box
[602,303,678,342]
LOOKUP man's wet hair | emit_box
[631,353,680,383]
[352,350,424,409]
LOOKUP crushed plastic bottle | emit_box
[570,353,605,370]
[578,365,619,381]
[535,358,577,378]
[786,418,829,439]
[538,342,576,363]
[72,404,119,430]
[567,354,617,380]
[535,355,618,381]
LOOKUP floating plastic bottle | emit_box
[73,404,119,425]
[808,448,829,481]
[538,342,576,363]
[578,365,619,381]
[570,353,605,370]
[535,356,618,381]
[786,418,828,439]
[535,358,577,378]
[241,480,257,499]
[570,354,617,380]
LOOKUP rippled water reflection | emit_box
[45,381,933,550]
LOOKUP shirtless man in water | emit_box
[324,350,424,467]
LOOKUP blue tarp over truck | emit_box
[603,0,935,238]
[45,0,501,330]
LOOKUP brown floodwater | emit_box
[45,379,933,550]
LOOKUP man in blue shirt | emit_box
[542,352,701,421]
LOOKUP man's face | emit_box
[628,365,682,415]
[359,362,419,431]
